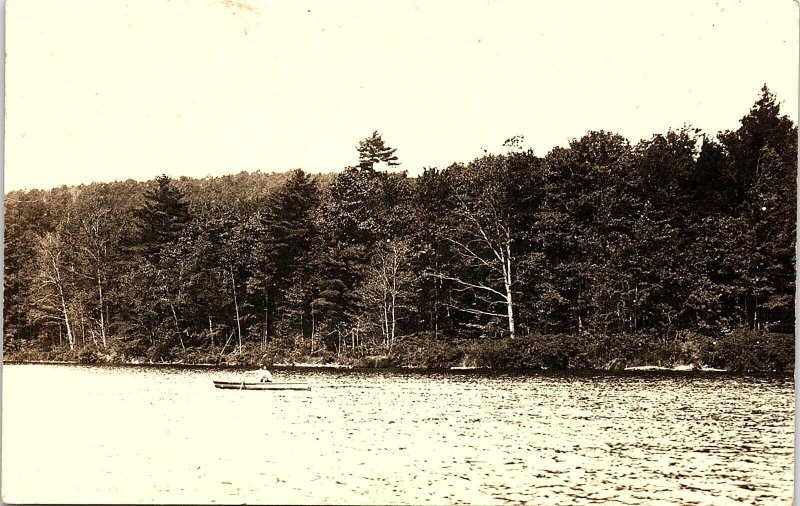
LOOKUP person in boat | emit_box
[253,366,273,383]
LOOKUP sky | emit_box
[4,0,798,191]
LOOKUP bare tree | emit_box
[77,209,112,347]
[359,239,412,347]
[439,156,518,338]
[34,230,76,349]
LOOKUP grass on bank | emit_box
[3,329,794,373]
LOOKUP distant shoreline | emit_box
[4,327,793,374]
[1,359,738,374]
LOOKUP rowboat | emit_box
[213,380,311,391]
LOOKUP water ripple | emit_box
[2,365,793,504]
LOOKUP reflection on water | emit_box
[2,365,794,504]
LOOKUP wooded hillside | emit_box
[4,88,796,370]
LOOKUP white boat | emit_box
[213,380,310,391]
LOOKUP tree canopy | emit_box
[4,87,795,369]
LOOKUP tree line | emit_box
[4,87,796,367]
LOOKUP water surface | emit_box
[2,364,794,504]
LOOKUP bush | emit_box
[180,346,222,365]
[232,342,267,367]
[76,347,99,364]
[709,329,794,373]
[584,333,659,368]
[221,338,326,367]
[146,339,178,363]
[350,355,396,368]
[4,345,49,363]
[467,338,518,368]
[108,335,149,362]
[390,334,464,368]
[463,334,589,370]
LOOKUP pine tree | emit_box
[357,131,400,172]
[133,175,190,261]
[248,170,319,342]
[718,85,797,205]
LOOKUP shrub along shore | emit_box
[4,329,793,374]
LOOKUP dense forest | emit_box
[4,87,796,371]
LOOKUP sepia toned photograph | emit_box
[2,0,797,504]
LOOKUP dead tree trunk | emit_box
[97,272,107,347]
[502,240,515,338]
[168,301,185,352]
[45,242,75,350]
[58,284,75,350]
[230,268,242,350]
[310,300,316,354]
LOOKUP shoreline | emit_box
[4,328,791,374]
[2,359,735,373]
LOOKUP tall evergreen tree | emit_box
[357,131,400,172]
[718,85,797,205]
[248,170,320,342]
[133,175,190,261]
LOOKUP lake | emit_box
[1,364,794,504]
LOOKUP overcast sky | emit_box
[5,0,798,191]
